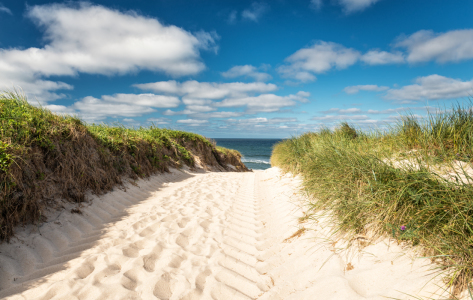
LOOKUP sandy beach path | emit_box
[0,168,457,299]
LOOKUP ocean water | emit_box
[214,138,284,170]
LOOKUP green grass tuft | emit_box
[0,91,246,242]
[271,101,473,296]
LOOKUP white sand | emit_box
[0,167,464,299]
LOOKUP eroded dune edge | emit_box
[0,167,463,299]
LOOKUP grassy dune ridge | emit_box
[271,104,473,296]
[0,92,247,242]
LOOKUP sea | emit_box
[213,138,284,170]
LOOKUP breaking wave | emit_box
[241,158,271,165]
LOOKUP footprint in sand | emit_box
[176,234,189,249]
[75,263,95,279]
[93,263,121,283]
[177,217,190,228]
[121,269,140,291]
[199,220,212,232]
[143,245,163,272]
[139,222,161,237]
[122,243,141,258]
[153,272,173,300]
[168,254,185,268]
[195,269,212,291]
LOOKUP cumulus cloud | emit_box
[385,75,473,101]
[147,117,171,125]
[225,117,298,127]
[215,91,309,113]
[57,92,182,122]
[278,29,473,82]
[323,106,432,116]
[343,84,389,94]
[44,104,77,115]
[278,41,360,82]
[100,94,180,108]
[192,111,245,119]
[72,96,156,122]
[322,108,362,114]
[221,65,272,81]
[215,94,290,112]
[396,29,473,64]
[337,0,382,14]
[361,50,405,65]
[366,107,410,114]
[134,80,278,100]
[242,2,269,22]
[135,80,308,117]
[0,3,217,103]
[176,119,208,126]
[0,3,11,14]
[311,114,370,121]
[310,0,381,14]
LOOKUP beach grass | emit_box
[0,91,244,242]
[271,102,473,296]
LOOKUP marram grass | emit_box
[0,91,244,242]
[271,104,473,297]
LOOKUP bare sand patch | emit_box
[0,167,463,299]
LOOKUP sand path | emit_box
[0,168,459,299]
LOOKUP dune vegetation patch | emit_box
[271,103,473,296]
[0,91,247,242]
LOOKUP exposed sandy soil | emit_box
[0,167,464,299]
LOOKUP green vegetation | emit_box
[0,91,246,242]
[271,104,473,296]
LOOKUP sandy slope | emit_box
[0,167,462,299]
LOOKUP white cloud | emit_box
[217,92,309,113]
[0,3,217,103]
[366,107,409,114]
[0,3,11,14]
[221,65,272,81]
[191,111,245,119]
[267,117,298,124]
[310,0,381,14]
[230,117,268,124]
[322,108,362,114]
[57,92,181,122]
[361,50,405,65]
[278,41,360,82]
[176,119,209,126]
[385,75,473,101]
[163,105,216,116]
[311,114,370,121]
[1,78,73,104]
[338,0,382,14]
[72,96,156,121]
[396,29,473,63]
[344,84,389,94]
[135,80,308,117]
[322,106,429,116]
[44,104,76,114]
[101,93,180,108]
[134,80,278,100]
[147,117,171,125]
[242,2,269,22]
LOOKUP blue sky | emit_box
[0,0,472,138]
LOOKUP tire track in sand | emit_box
[1,168,449,300]
[1,168,302,300]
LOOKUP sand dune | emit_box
[0,167,463,299]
